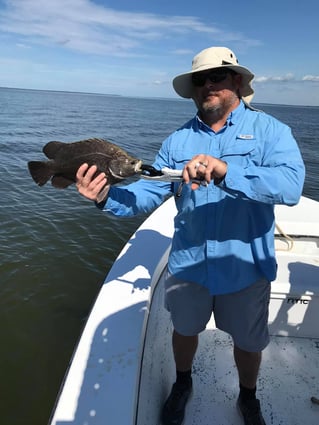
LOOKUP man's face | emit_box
[191,68,242,117]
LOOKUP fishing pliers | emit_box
[140,165,184,182]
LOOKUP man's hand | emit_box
[183,154,227,190]
[76,163,110,202]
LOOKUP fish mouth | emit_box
[109,159,144,179]
[135,160,143,173]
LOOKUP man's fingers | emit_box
[191,181,201,190]
[75,163,108,201]
[82,165,98,184]
[76,163,89,181]
[92,171,107,186]
[183,155,227,190]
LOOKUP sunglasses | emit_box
[192,70,233,87]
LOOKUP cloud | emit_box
[302,75,319,82]
[0,0,261,56]
[255,73,295,83]
[254,73,319,84]
[172,49,195,56]
[16,42,31,49]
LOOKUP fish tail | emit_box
[28,161,53,186]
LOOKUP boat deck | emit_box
[189,330,319,425]
[137,271,319,425]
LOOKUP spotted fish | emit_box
[28,138,143,202]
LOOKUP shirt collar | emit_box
[227,100,246,125]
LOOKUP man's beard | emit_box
[201,101,222,114]
[199,91,239,117]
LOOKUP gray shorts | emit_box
[164,271,270,352]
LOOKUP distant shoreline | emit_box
[1,86,318,108]
[0,85,122,98]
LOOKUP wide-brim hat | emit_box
[173,47,255,103]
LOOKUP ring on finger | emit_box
[195,161,208,169]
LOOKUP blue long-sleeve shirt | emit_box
[100,101,305,295]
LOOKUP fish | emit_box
[28,138,143,202]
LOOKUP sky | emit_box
[0,0,318,106]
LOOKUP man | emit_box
[76,47,305,425]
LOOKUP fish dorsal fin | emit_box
[43,141,65,159]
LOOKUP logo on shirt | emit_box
[237,134,254,140]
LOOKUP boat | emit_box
[49,196,319,425]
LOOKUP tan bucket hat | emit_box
[173,46,255,103]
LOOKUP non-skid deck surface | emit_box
[137,274,319,425]
[183,328,319,425]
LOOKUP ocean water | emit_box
[0,87,318,425]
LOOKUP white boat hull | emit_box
[49,196,319,425]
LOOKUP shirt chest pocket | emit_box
[220,139,258,166]
[171,149,193,167]
[171,146,218,167]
